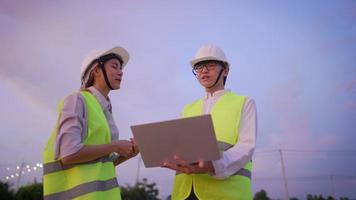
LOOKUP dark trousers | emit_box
[185,187,198,200]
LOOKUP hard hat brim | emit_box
[190,56,229,68]
[103,47,130,68]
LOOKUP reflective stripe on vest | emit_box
[42,91,121,200]
[43,156,112,175]
[44,178,118,200]
[172,92,253,200]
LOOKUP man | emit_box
[164,44,257,200]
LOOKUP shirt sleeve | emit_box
[211,97,257,179]
[54,92,86,160]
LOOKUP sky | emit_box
[0,0,356,199]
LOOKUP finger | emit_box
[198,159,205,168]
[129,140,137,153]
[162,160,178,170]
[174,155,189,167]
[132,143,139,154]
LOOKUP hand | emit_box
[111,140,133,157]
[162,155,215,174]
[113,138,140,166]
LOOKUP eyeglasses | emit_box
[192,61,223,75]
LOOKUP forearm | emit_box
[212,144,254,179]
[61,143,115,165]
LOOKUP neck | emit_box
[205,84,224,96]
[93,82,110,97]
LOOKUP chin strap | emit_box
[100,66,114,90]
[207,67,225,88]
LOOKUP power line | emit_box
[253,175,356,181]
[254,149,356,156]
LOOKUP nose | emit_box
[116,67,123,75]
[118,71,123,77]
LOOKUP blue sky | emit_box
[1,0,356,199]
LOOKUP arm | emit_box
[211,98,257,179]
[61,140,134,165]
[55,92,134,165]
[163,98,257,177]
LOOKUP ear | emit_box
[92,65,101,77]
[223,66,230,77]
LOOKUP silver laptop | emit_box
[131,114,220,168]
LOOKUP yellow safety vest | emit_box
[172,92,252,200]
[43,90,121,200]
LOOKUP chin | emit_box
[112,85,121,90]
[200,82,212,88]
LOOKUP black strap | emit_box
[207,67,225,88]
[99,65,114,90]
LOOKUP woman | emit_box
[43,46,139,200]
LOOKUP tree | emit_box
[15,182,43,200]
[254,189,270,200]
[120,178,160,200]
[0,181,15,200]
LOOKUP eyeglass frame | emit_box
[192,60,226,76]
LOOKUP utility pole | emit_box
[330,174,336,199]
[279,149,290,200]
[136,156,141,184]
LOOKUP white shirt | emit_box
[203,89,257,179]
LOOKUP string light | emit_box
[2,162,43,180]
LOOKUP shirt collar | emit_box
[88,86,111,112]
[204,89,230,100]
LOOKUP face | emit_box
[193,61,228,89]
[103,58,123,90]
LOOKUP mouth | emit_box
[201,75,210,81]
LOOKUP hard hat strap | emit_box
[98,64,114,90]
[207,67,225,89]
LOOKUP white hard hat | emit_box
[80,46,130,82]
[190,44,229,67]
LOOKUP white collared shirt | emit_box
[203,89,257,179]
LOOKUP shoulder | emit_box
[227,92,256,108]
[242,96,256,113]
[62,90,84,103]
[59,90,86,112]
